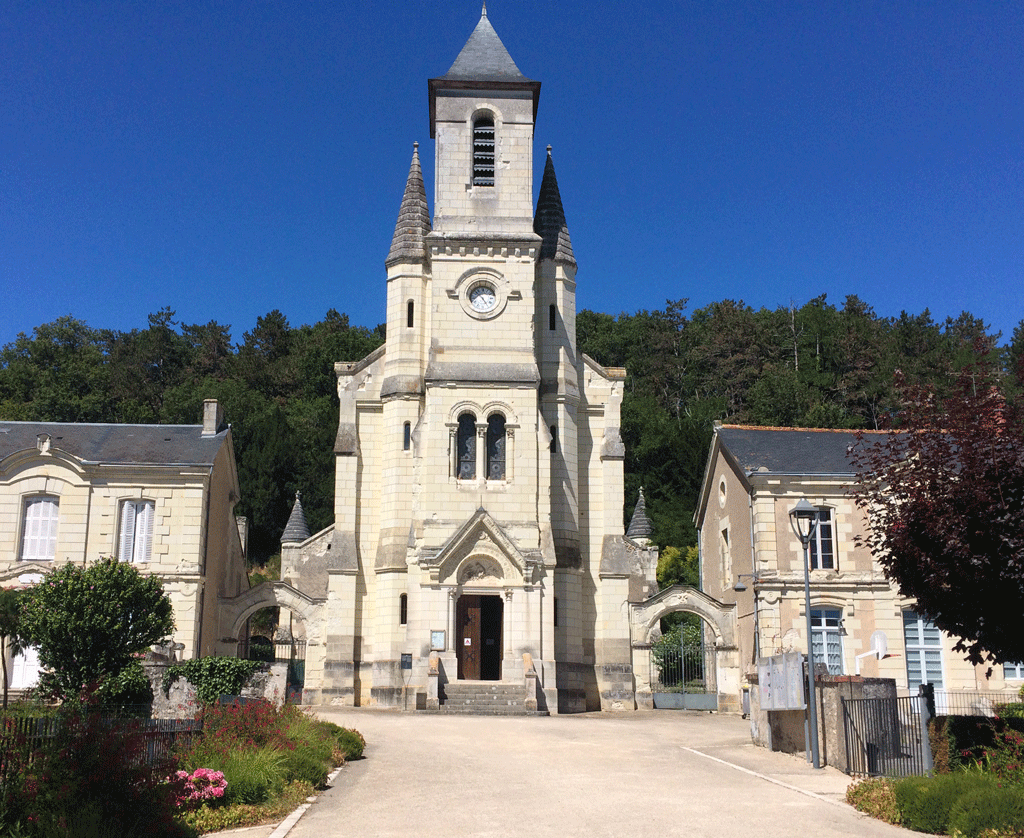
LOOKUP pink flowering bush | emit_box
[173,767,228,809]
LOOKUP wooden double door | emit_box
[456,594,503,680]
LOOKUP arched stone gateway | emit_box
[629,585,742,714]
[217,582,328,703]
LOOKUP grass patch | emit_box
[846,777,900,825]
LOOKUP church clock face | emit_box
[469,283,497,313]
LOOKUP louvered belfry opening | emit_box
[472,116,495,186]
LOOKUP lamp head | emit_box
[789,498,818,543]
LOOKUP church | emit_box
[243,7,669,713]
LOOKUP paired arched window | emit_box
[457,413,477,479]
[472,116,495,187]
[486,414,506,479]
[454,410,508,480]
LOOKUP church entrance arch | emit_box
[456,594,503,681]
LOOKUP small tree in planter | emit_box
[20,558,174,702]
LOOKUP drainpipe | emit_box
[746,478,760,662]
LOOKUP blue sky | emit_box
[2,1,1022,347]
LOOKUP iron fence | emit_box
[653,642,715,694]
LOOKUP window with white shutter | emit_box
[20,496,59,561]
[119,499,155,563]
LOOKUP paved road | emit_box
[266,709,911,838]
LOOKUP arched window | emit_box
[487,414,506,479]
[549,304,556,331]
[457,413,476,479]
[550,424,558,454]
[403,422,411,451]
[407,300,414,328]
[399,594,408,626]
[472,116,495,187]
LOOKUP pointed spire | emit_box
[534,146,576,268]
[627,487,653,542]
[441,6,531,82]
[386,142,432,268]
[282,492,311,544]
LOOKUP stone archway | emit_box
[629,585,741,713]
[217,582,327,704]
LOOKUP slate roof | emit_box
[386,143,431,267]
[0,421,228,466]
[716,425,884,476]
[439,4,533,83]
[534,148,576,267]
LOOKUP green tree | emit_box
[0,316,112,421]
[20,559,174,701]
[0,588,29,710]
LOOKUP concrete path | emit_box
[218,708,913,838]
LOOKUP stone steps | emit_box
[440,681,548,716]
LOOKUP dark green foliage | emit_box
[94,660,153,707]
[19,559,174,702]
[163,657,261,705]
[1,703,197,838]
[893,772,997,834]
[947,785,1024,838]
[2,298,1009,567]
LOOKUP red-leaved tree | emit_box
[852,360,1024,667]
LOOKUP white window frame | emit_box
[809,507,835,570]
[1004,661,1024,680]
[810,608,844,674]
[20,496,59,561]
[903,610,944,691]
[118,499,155,563]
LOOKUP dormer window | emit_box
[472,116,495,187]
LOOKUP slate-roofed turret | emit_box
[626,487,653,541]
[534,147,576,268]
[386,143,431,267]
[282,492,311,544]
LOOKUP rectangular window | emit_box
[20,496,59,561]
[1005,662,1024,680]
[903,610,944,691]
[810,608,843,674]
[119,499,155,563]
[809,508,835,570]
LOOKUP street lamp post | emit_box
[790,498,821,770]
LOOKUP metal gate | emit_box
[651,642,718,710]
[842,695,932,777]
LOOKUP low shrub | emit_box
[282,746,330,788]
[846,777,900,824]
[947,784,1024,838]
[894,772,998,834]
[5,703,196,838]
[220,745,286,805]
[333,726,366,760]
